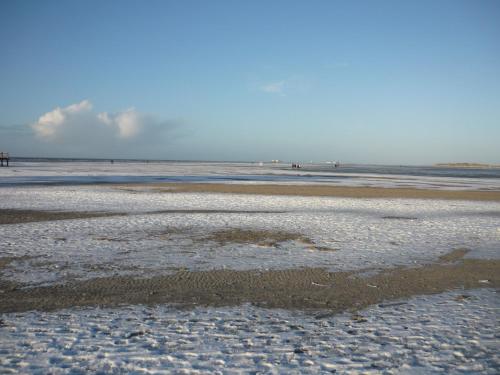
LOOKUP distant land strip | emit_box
[122,183,500,201]
[434,163,500,168]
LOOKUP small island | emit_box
[434,162,500,169]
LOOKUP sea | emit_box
[1,158,499,190]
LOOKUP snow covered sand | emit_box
[0,186,499,286]
[1,289,498,374]
[0,172,499,372]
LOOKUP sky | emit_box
[0,0,499,164]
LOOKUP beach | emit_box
[120,182,500,201]
[1,161,499,373]
[3,0,499,371]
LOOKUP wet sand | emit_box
[1,186,498,314]
[207,228,312,246]
[119,183,500,201]
[1,250,498,314]
[0,209,125,225]
[0,209,285,225]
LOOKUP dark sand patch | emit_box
[93,236,131,242]
[202,228,337,252]
[454,294,472,302]
[1,255,498,314]
[0,209,286,225]
[439,248,470,262]
[0,209,126,225]
[313,246,339,252]
[118,183,500,201]
[0,255,36,270]
[204,228,314,247]
[93,227,189,243]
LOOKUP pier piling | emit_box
[0,152,9,167]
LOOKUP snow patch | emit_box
[0,289,498,373]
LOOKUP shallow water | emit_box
[1,160,500,190]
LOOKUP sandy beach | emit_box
[120,182,500,201]
[1,248,499,314]
[1,175,499,373]
[3,1,499,370]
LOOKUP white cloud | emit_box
[98,108,142,139]
[33,100,92,138]
[33,100,148,141]
[260,81,286,95]
[65,100,93,113]
[26,100,180,158]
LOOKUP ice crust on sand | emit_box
[1,186,499,286]
[1,288,498,374]
[1,164,499,373]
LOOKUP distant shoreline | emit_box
[434,163,500,169]
[7,157,500,169]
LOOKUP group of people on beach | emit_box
[291,163,301,169]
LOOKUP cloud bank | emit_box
[32,100,156,142]
[1,100,181,159]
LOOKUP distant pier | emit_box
[0,152,9,167]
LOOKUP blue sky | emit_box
[1,0,499,163]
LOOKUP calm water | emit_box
[8,158,500,178]
[296,164,500,179]
[1,158,499,188]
